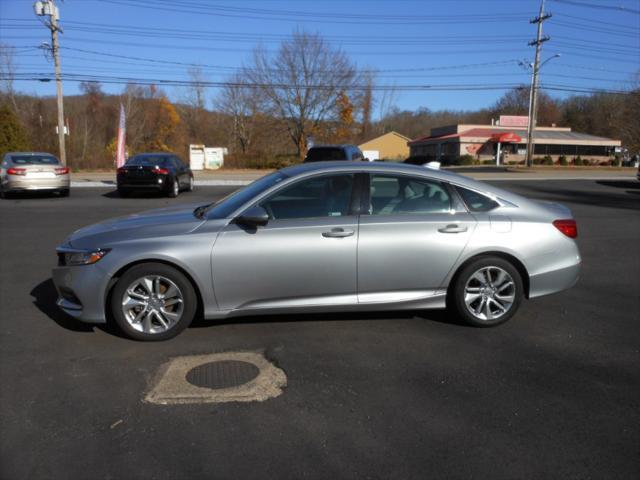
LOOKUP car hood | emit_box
[67,203,206,248]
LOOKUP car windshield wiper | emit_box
[193,204,210,219]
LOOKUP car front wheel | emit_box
[110,262,197,341]
[449,256,523,327]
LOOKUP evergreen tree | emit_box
[0,105,30,157]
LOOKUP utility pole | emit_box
[34,0,66,166]
[525,0,551,168]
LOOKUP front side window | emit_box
[260,174,355,220]
[206,171,287,218]
[368,174,451,215]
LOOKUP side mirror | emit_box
[236,205,269,227]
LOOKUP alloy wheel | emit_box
[121,275,184,334]
[463,266,516,322]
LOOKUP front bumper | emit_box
[52,263,110,323]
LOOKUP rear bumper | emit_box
[4,176,70,191]
[529,256,581,299]
[118,179,170,191]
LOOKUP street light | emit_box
[525,53,560,167]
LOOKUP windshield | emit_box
[205,171,287,218]
[11,155,59,165]
[126,156,170,166]
[305,147,347,162]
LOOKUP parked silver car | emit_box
[52,162,581,340]
[1,152,70,198]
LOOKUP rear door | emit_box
[357,173,476,303]
[211,173,362,311]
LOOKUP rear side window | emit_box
[369,174,451,215]
[455,186,500,212]
[11,155,59,165]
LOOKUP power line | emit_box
[100,0,535,25]
[5,71,632,95]
[550,0,640,15]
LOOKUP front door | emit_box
[211,173,360,311]
[357,173,476,303]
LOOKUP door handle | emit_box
[438,224,468,234]
[322,228,355,238]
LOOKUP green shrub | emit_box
[533,157,544,165]
[457,154,476,166]
[573,155,583,166]
[542,155,554,165]
[558,155,568,166]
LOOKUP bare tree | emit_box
[215,72,262,153]
[246,31,357,157]
[359,72,375,140]
[0,43,18,112]
[180,67,208,142]
[376,82,398,135]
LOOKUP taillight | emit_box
[155,167,169,175]
[553,219,578,238]
[54,167,69,175]
[7,167,26,175]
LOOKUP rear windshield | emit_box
[305,147,347,162]
[126,156,170,166]
[11,155,59,165]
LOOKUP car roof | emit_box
[308,144,359,149]
[5,152,57,157]
[278,161,527,205]
[132,152,175,156]
[281,160,466,182]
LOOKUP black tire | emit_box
[110,262,197,341]
[187,176,194,192]
[168,178,179,198]
[448,256,524,327]
[60,189,70,197]
[118,188,130,197]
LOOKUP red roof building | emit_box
[408,120,621,165]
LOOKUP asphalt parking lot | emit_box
[1,179,639,479]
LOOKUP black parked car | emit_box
[303,145,365,162]
[117,153,194,197]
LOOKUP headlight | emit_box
[58,248,111,266]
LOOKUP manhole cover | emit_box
[186,360,260,389]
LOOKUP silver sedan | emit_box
[52,162,581,340]
[1,152,70,198]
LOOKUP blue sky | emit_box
[1,0,639,115]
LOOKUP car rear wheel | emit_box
[118,188,130,197]
[187,176,194,192]
[168,179,179,198]
[60,189,70,197]
[449,256,523,327]
[110,263,197,341]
